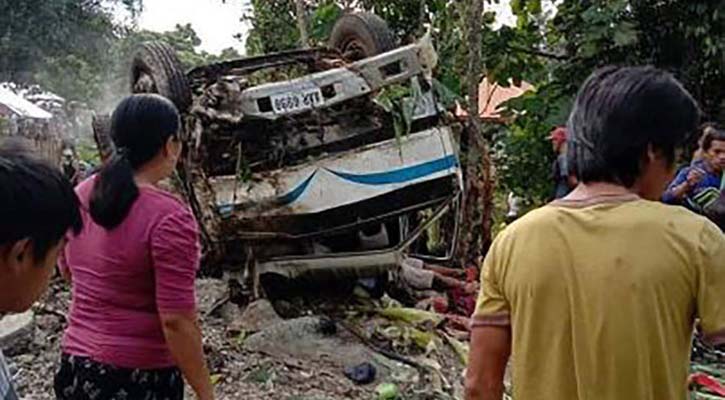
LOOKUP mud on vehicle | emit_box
[97,13,466,297]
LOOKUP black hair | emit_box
[90,94,180,229]
[0,140,82,260]
[702,125,725,152]
[567,66,700,187]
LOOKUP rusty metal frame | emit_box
[256,192,459,279]
[187,48,342,86]
[217,192,454,242]
[405,193,462,264]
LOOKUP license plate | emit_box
[271,89,324,114]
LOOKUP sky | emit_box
[135,0,250,54]
[131,0,517,55]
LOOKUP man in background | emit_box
[0,142,82,399]
[663,125,725,212]
[60,147,80,186]
[466,66,725,400]
[549,126,577,199]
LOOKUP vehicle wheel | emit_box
[131,41,192,111]
[91,114,114,161]
[329,12,396,61]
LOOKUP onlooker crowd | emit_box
[1,68,723,400]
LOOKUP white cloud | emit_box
[136,0,250,54]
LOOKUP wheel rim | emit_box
[132,71,157,94]
[341,39,368,61]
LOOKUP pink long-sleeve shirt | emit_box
[59,177,200,369]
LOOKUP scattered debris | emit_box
[375,382,400,400]
[228,299,282,334]
[690,335,725,399]
[690,373,725,397]
[377,307,443,326]
[317,317,338,336]
[4,275,719,399]
[344,362,377,385]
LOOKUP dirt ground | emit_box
[6,277,723,400]
[6,278,468,400]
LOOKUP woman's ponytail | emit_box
[89,149,139,229]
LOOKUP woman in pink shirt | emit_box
[54,94,214,400]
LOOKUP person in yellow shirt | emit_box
[465,66,725,400]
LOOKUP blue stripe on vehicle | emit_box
[325,155,458,186]
[216,171,317,213]
[216,155,458,212]
[274,171,317,206]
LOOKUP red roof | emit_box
[456,78,534,122]
[479,78,533,120]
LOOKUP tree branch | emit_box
[504,44,571,61]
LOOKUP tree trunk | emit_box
[295,0,310,49]
[457,0,495,266]
[466,0,483,132]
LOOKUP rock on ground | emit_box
[0,311,34,355]
[228,299,283,334]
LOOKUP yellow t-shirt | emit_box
[473,197,725,400]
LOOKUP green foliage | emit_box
[34,54,105,103]
[375,84,412,143]
[116,23,237,72]
[76,139,101,165]
[0,0,123,99]
[244,0,300,55]
[359,0,429,41]
[243,0,471,94]
[485,0,725,202]
[0,0,147,96]
[0,1,239,109]
[309,0,344,43]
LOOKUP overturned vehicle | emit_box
[100,13,468,296]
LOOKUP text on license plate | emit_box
[271,89,324,114]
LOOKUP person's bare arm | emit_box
[160,311,214,400]
[670,181,694,200]
[422,263,467,278]
[673,168,706,200]
[152,210,212,399]
[465,326,511,400]
[59,266,71,282]
[57,241,71,283]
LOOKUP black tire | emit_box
[329,12,396,61]
[131,41,191,111]
[91,114,114,161]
